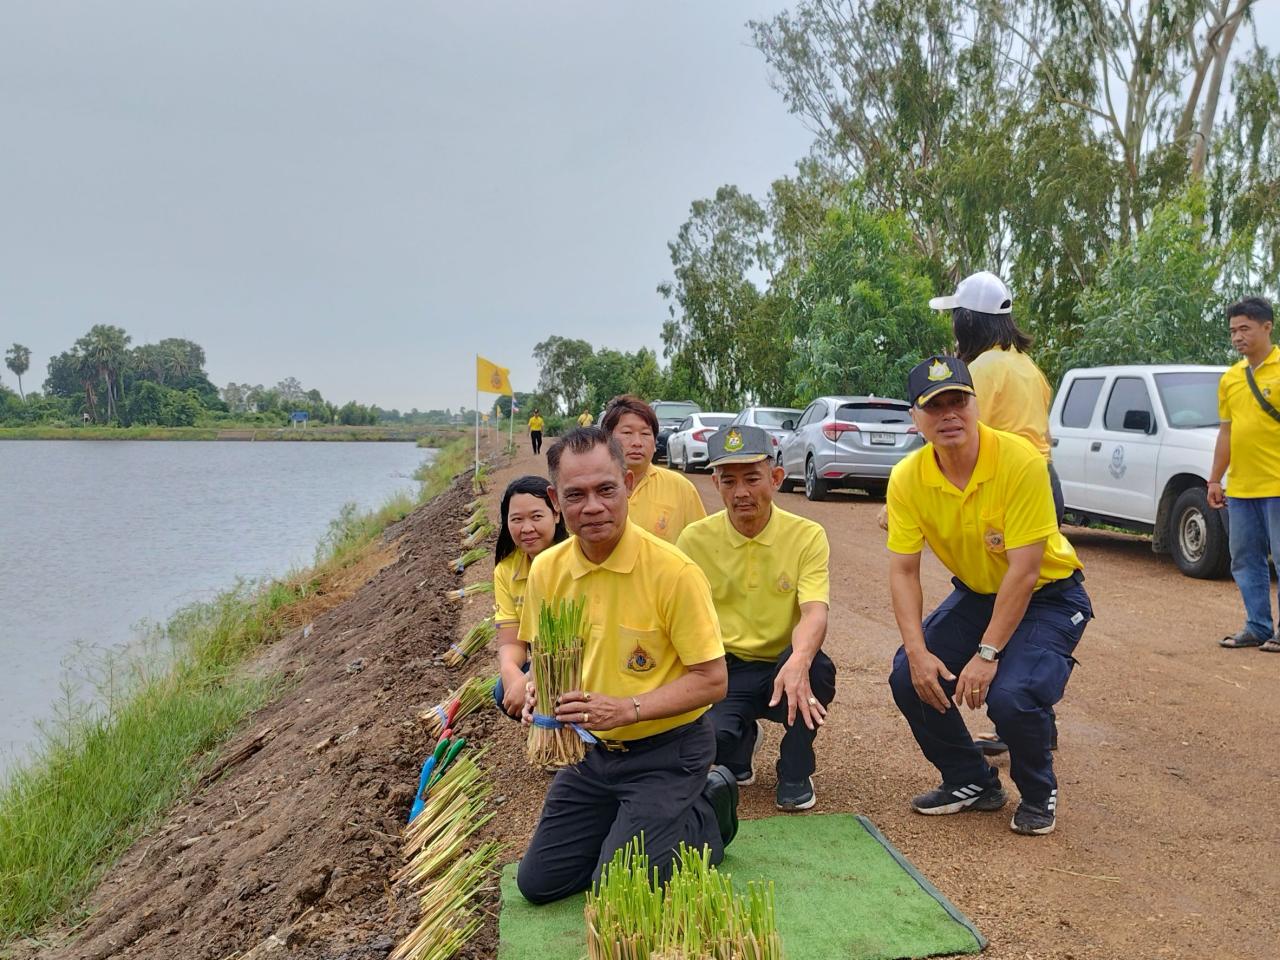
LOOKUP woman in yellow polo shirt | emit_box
[933,271,1062,524]
[601,395,706,543]
[492,475,567,716]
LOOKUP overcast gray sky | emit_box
[0,1,812,412]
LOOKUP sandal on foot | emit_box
[1260,639,1280,653]
[1220,629,1266,648]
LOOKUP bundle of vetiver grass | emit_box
[391,753,503,960]
[464,497,486,512]
[448,547,488,574]
[443,618,497,667]
[527,597,590,768]
[445,580,493,602]
[421,674,499,737]
[461,522,496,548]
[472,463,490,495]
[459,509,489,536]
[585,840,783,960]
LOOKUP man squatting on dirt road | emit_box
[677,425,836,813]
[886,356,1093,836]
[515,427,739,904]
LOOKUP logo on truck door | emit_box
[1108,445,1127,480]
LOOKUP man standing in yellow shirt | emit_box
[1210,297,1280,651]
[886,357,1092,836]
[514,427,738,904]
[527,409,545,455]
[601,395,706,543]
[577,407,594,427]
[677,426,835,812]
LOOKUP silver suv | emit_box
[779,396,922,500]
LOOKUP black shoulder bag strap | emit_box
[1244,365,1280,425]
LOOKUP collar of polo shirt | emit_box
[919,422,1000,493]
[565,520,643,578]
[723,505,780,547]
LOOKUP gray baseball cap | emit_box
[706,425,772,467]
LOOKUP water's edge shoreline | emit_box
[0,426,465,443]
[0,436,476,946]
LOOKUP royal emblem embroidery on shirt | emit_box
[983,527,1005,552]
[776,573,794,592]
[626,645,656,673]
[655,512,669,533]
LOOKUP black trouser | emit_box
[516,715,721,904]
[888,574,1091,805]
[530,430,543,454]
[707,647,837,783]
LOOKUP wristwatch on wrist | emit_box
[977,643,1001,662]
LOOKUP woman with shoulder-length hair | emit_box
[932,270,1064,524]
[601,394,706,543]
[492,474,568,716]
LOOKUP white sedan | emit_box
[665,413,737,473]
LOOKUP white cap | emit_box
[929,271,1012,314]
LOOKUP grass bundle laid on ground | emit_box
[459,509,489,535]
[584,839,783,960]
[421,674,499,737]
[445,581,493,602]
[462,522,496,548]
[448,547,488,574]
[472,463,490,494]
[443,619,497,667]
[392,754,502,960]
[527,597,589,768]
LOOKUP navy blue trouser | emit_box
[708,647,837,783]
[516,715,721,904]
[888,576,1091,806]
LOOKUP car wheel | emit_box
[682,449,696,473]
[804,457,829,501]
[667,443,679,470]
[1170,486,1230,579]
[778,455,798,493]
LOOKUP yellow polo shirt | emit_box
[577,412,594,427]
[968,346,1053,459]
[1218,346,1280,498]
[628,467,706,543]
[887,423,1082,594]
[493,551,531,625]
[528,416,545,432]
[677,505,830,662]
[518,521,723,741]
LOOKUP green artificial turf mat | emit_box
[498,813,984,959]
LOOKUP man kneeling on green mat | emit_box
[515,427,739,904]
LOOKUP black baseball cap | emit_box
[706,425,772,467]
[906,356,976,408]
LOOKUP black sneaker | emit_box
[704,765,739,847]
[775,776,816,812]
[911,780,1007,816]
[1010,791,1057,835]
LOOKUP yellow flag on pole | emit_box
[476,356,513,395]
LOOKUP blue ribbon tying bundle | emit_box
[448,643,465,657]
[531,712,597,744]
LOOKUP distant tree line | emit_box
[0,327,405,429]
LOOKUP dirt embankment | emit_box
[24,448,1280,960]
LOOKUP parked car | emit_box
[779,396,922,500]
[665,413,738,472]
[1050,364,1229,578]
[729,406,803,461]
[649,400,702,462]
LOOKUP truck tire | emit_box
[1170,486,1230,579]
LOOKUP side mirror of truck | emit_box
[1122,409,1153,434]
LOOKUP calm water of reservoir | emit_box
[0,440,433,773]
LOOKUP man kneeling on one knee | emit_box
[515,427,739,905]
[677,425,836,812]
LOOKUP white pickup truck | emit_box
[1050,364,1229,579]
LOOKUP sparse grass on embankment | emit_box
[0,436,472,945]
